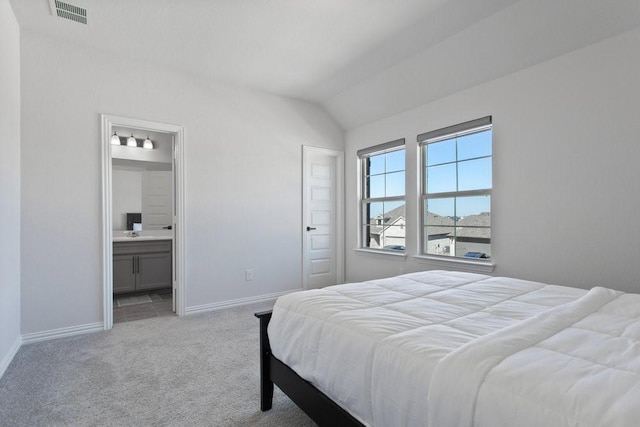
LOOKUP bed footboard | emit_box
[255,310,364,426]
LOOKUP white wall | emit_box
[20,32,343,334]
[0,0,21,376]
[345,27,640,293]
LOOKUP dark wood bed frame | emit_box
[255,310,364,426]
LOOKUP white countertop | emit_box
[113,229,173,242]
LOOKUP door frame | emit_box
[302,146,344,289]
[101,114,186,329]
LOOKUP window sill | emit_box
[413,255,495,273]
[354,248,407,259]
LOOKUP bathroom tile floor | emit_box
[113,292,174,324]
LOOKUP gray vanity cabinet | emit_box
[113,254,137,293]
[113,240,172,294]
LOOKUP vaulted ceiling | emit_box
[10,0,640,129]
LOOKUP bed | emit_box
[255,270,640,426]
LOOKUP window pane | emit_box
[457,157,491,191]
[363,202,405,250]
[456,227,491,241]
[360,144,405,251]
[385,171,405,197]
[457,130,491,161]
[424,226,454,255]
[427,163,456,193]
[456,195,490,218]
[362,225,379,249]
[426,198,454,218]
[424,206,455,249]
[386,150,405,173]
[455,228,491,259]
[379,226,405,251]
[421,121,492,259]
[364,202,384,224]
[383,201,404,220]
[427,139,456,166]
[367,154,384,175]
[367,174,385,198]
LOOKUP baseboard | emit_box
[21,322,104,344]
[0,336,22,379]
[185,289,299,315]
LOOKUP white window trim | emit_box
[413,254,495,273]
[357,139,406,254]
[355,248,407,259]
[418,116,493,264]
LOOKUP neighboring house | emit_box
[372,205,491,258]
[369,204,405,250]
[453,212,491,257]
[424,211,455,255]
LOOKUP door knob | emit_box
[306,226,316,231]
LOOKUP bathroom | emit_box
[111,127,175,323]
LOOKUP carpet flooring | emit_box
[0,302,316,426]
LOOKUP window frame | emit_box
[357,138,406,253]
[418,116,493,263]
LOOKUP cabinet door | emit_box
[137,252,172,290]
[113,254,137,294]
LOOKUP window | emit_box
[358,139,405,252]
[419,117,492,259]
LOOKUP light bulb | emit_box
[127,134,137,147]
[110,132,120,145]
[143,136,153,149]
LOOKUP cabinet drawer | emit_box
[113,240,172,255]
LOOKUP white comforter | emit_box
[267,270,640,426]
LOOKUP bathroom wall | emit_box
[112,165,173,231]
[112,128,173,232]
[111,127,173,164]
[112,167,143,231]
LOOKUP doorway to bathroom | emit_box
[101,115,186,329]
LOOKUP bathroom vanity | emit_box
[113,235,172,294]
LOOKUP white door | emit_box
[303,147,344,289]
[142,171,173,230]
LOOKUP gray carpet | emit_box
[0,303,316,426]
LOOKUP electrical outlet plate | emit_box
[245,269,253,281]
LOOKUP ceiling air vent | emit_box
[49,0,87,25]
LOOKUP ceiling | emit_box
[9,0,640,129]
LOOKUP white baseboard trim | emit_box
[21,322,104,345]
[185,289,299,315]
[0,336,22,379]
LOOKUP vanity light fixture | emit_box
[111,132,154,149]
[143,136,154,149]
[110,131,120,145]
